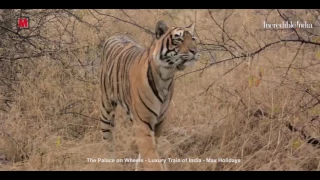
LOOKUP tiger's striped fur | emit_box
[99,21,199,171]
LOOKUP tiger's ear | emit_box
[155,20,168,39]
[186,23,195,34]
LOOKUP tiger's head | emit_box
[152,20,199,71]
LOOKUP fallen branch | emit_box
[286,122,320,147]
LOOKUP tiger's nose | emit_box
[189,49,198,55]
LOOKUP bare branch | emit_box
[62,9,100,32]
[92,9,154,36]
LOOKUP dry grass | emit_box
[0,9,320,171]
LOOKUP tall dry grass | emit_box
[0,9,319,171]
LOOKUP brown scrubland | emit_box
[0,9,319,170]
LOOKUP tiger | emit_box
[99,20,199,171]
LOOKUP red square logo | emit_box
[17,17,29,29]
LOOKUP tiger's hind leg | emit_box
[125,111,143,171]
[100,100,117,141]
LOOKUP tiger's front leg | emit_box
[133,117,164,171]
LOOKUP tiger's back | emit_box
[100,35,144,121]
